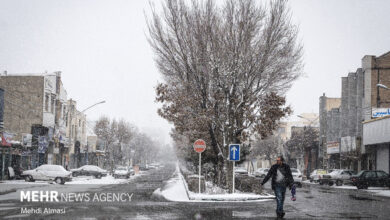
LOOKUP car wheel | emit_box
[336,180,343,186]
[55,177,65,185]
[96,174,102,179]
[25,175,34,182]
[72,172,78,177]
[357,183,368,190]
[310,179,313,183]
[319,180,323,185]
[328,181,334,186]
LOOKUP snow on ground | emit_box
[153,163,274,202]
[152,164,190,202]
[302,180,390,197]
[366,188,390,197]
[0,173,144,201]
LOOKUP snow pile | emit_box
[153,163,274,202]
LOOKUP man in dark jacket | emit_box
[261,156,294,218]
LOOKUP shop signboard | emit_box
[372,108,390,118]
[22,134,32,148]
[327,141,340,154]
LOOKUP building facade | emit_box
[0,72,70,179]
[320,51,390,172]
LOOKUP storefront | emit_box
[363,116,390,173]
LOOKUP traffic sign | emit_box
[229,144,240,161]
[193,139,206,153]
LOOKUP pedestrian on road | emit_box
[261,156,294,218]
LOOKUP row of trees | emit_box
[93,116,162,171]
[147,0,303,191]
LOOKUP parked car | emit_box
[234,167,248,175]
[71,165,108,179]
[127,166,135,175]
[138,164,150,171]
[254,168,269,178]
[351,170,390,189]
[22,164,72,184]
[309,169,327,182]
[320,169,355,186]
[291,168,303,187]
[114,166,131,179]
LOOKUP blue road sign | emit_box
[229,144,240,161]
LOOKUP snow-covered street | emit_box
[0,162,389,219]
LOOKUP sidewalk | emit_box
[153,163,275,202]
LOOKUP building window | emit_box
[51,96,55,113]
[45,93,49,112]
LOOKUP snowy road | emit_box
[1,163,390,219]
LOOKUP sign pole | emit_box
[193,139,206,194]
[199,152,201,194]
[232,161,235,194]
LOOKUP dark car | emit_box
[71,165,108,179]
[350,170,390,189]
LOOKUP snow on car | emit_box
[254,168,269,178]
[309,169,327,183]
[234,167,248,175]
[320,169,355,186]
[71,165,108,179]
[22,164,72,184]
[114,166,131,179]
[291,168,303,187]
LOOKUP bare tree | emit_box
[251,135,282,165]
[147,0,303,191]
[285,126,318,174]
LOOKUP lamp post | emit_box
[81,100,105,165]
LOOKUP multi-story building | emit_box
[361,52,390,173]
[66,99,87,169]
[0,72,68,172]
[320,51,390,172]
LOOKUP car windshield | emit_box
[330,170,341,175]
[356,170,365,176]
[117,167,127,171]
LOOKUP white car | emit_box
[320,169,355,186]
[309,169,327,182]
[291,168,303,187]
[114,166,131,179]
[22,164,72,184]
[234,167,248,175]
[254,168,269,178]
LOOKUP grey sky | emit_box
[1,0,390,144]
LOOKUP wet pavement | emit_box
[1,162,390,219]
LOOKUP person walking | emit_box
[261,156,294,218]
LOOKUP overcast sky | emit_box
[1,0,390,145]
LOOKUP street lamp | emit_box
[79,100,106,165]
[376,83,389,108]
[81,100,106,113]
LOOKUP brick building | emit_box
[0,72,68,174]
[319,51,390,172]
